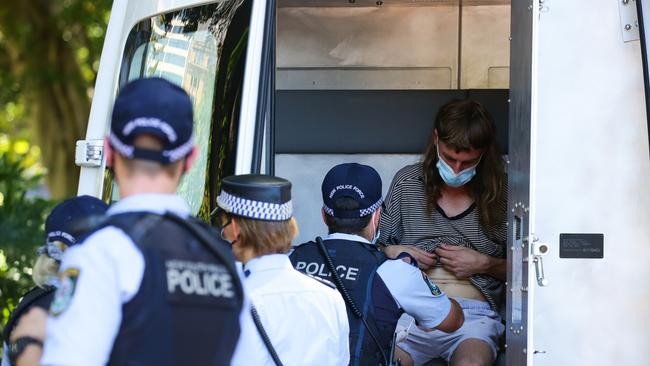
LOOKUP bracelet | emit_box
[8,336,43,364]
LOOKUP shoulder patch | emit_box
[50,268,80,316]
[304,273,336,289]
[421,271,442,297]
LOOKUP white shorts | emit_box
[397,298,504,365]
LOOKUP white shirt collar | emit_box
[243,254,293,274]
[324,232,371,244]
[107,193,190,217]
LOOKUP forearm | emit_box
[481,255,506,280]
[15,345,42,366]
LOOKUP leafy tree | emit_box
[0,137,54,341]
[0,0,112,198]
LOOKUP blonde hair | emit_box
[32,241,67,288]
[236,216,298,256]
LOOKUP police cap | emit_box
[321,163,383,218]
[217,175,293,221]
[109,77,194,164]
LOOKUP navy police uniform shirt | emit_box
[41,194,260,366]
[290,233,452,365]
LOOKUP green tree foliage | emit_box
[0,0,112,346]
[0,138,54,340]
[0,0,112,198]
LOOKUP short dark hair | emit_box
[324,197,372,235]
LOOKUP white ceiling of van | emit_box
[278,0,510,7]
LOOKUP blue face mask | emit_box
[436,145,481,188]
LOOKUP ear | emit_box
[230,216,241,238]
[104,137,114,168]
[183,146,197,172]
[372,208,381,228]
[321,208,328,225]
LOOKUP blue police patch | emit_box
[421,271,442,297]
[50,268,80,316]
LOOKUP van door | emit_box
[92,0,275,220]
[638,0,650,156]
[505,0,536,364]
[529,1,650,365]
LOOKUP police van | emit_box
[75,0,650,364]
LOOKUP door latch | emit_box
[532,242,550,286]
[75,140,104,167]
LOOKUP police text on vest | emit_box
[166,260,234,298]
[295,261,359,281]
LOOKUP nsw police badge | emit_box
[421,271,442,297]
[50,268,80,316]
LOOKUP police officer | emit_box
[8,77,247,366]
[3,195,108,366]
[290,163,465,366]
[216,174,350,366]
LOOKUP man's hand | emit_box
[382,244,437,270]
[434,244,488,279]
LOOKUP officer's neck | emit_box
[337,227,373,242]
[117,175,179,198]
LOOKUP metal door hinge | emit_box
[75,140,104,167]
[619,0,640,42]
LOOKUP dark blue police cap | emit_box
[45,195,109,247]
[217,175,293,221]
[322,163,383,218]
[109,77,194,164]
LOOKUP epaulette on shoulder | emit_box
[395,252,419,268]
[303,272,336,289]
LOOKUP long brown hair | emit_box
[422,99,506,231]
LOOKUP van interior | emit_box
[274,1,510,364]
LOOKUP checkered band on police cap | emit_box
[217,174,293,221]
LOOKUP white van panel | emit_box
[276,5,509,90]
[531,0,650,364]
[276,153,420,245]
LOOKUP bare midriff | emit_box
[426,266,487,301]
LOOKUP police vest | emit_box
[98,212,243,366]
[290,238,401,366]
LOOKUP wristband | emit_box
[8,336,43,365]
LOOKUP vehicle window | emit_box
[108,1,250,220]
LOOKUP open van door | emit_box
[638,0,650,157]
[77,0,276,220]
[512,1,650,365]
[505,0,536,364]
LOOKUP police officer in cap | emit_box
[3,195,108,366]
[216,174,350,366]
[290,163,464,366]
[9,77,248,366]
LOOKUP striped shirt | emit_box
[378,163,507,312]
